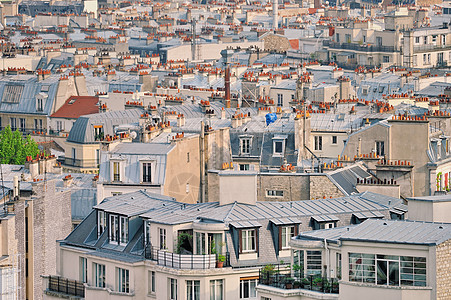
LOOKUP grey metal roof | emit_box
[229,220,262,228]
[294,225,357,243]
[311,214,339,222]
[340,219,451,246]
[67,109,144,144]
[328,164,372,195]
[94,190,176,217]
[352,211,384,219]
[270,217,302,225]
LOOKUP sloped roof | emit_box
[50,96,99,119]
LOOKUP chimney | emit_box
[224,66,231,108]
[221,107,226,119]
[177,114,186,127]
[13,176,19,199]
[63,174,73,188]
[231,116,239,128]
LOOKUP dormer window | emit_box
[141,162,153,183]
[94,125,104,141]
[109,214,128,245]
[97,210,106,237]
[37,98,44,111]
[240,136,252,155]
[111,161,122,182]
[272,135,287,157]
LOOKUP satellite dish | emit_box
[130,131,137,139]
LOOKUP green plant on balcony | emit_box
[175,233,192,254]
[301,278,310,287]
[216,254,225,268]
[292,263,303,277]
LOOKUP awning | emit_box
[311,215,339,222]
[270,217,302,226]
[352,211,384,220]
[229,220,262,229]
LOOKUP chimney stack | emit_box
[225,66,231,108]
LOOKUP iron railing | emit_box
[323,40,397,53]
[259,269,339,294]
[63,158,99,168]
[48,275,85,297]
[414,44,451,53]
[144,245,231,269]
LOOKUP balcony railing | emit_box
[63,158,99,168]
[47,275,85,298]
[414,44,451,53]
[259,269,339,294]
[323,40,397,53]
[144,245,231,269]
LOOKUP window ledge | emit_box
[239,252,258,260]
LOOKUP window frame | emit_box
[141,161,154,183]
[332,135,337,145]
[240,228,257,253]
[186,280,200,300]
[79,257,87,283]
[280,225,296,249]
[375,141,385,156]
[210,279,223,300]
[240,137,252,155]
[111,161,123,182]
[266,190,284,198]
[239,278,257,299]
[93,262,106,288]
[116,267,130,293]
[169,278,177,300]
[159,227,167,250]
[314,136,323,151]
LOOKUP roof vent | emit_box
[383,222,387,225]
[131,197,134,200]
[439,226,443,229]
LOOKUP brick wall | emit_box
[310,175,345,199]
[257,174,310,202]
[436,239,451,299]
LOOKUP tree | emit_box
[0,126,41,165]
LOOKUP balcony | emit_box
[414,44,451,53]
[258,268,339,294]
[63,158,99,169]
[45,275,85,298]
[323,40,397,53]
[144,246,231,269]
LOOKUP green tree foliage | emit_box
[0,126,40,165]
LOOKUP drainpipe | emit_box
[200,121,206,203]
[324,238,330,279]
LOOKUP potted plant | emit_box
[293,281,301,289]
[312,277,323,291]
[301,278,310,288]
[261,264,276,284]
[292,263,303,277]
[284,277,295,289]
[216,254,225,268]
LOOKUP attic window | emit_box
[272,135,287,157]
[2,85,23,103]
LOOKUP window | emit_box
[336,33,340,43]
[97,210,106,237]
[376,37,382,46]
[159,228,167,249]
[306,250,322,274]
[240,138,251,155]
[415,37,420,43]
[413,55,417,65]
[240,229,256,253]
[266,190,283,197]
[196,232,206,254]
[109,214,118,244]
[94,126,103,141]
[2,85,23,103]
[112,192,122,196]
[113,162,121,182]
[72,148,76,160]
[169,278,177,300]
[79,257,87,283]
[383,56,390,63]
[428,54,431,64]
[93,263,106,288]
[186,280,200,300]
[148,271,155,294]
[424,36,427,44]
[240,278,257,299]
[19,117,25,130]
[362,35,366,43]
[349,253,426,287]
[96,149,100,165]
[280,226,295,249]
[375,141,384,156]
[423,54,427,64]
[37,98,44,111]
[210,279,223,300]
[57,120,63,132]
[10,118,17,131]
[142,162,152,183]
[187,152,190,163]
[240,164,250,171]
[314,136,322,151]
[116,268,129,293]
[332,136,337,144]
[34,119,43,130]
[345,34,351,43]
[120,216,128,244]
[336,253,342,278]
[273,141,283,155]
[438,52,444,64]
[277,94,283,107]
[144,221,151,245]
